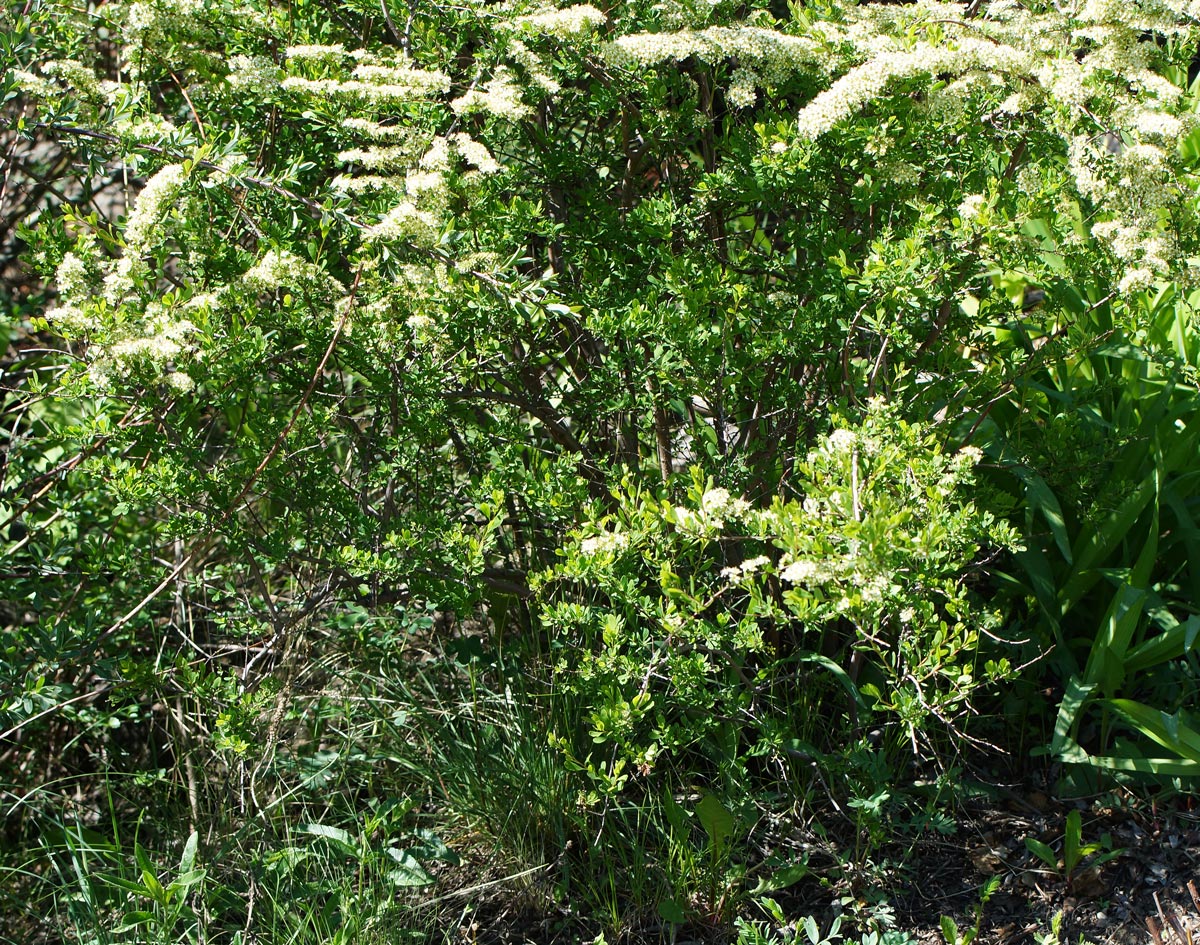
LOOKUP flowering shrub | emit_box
[5,0,1200,934]
[540,402,1019,799]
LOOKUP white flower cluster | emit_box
[513,4,607,38]
[12,69,57,99]
[285,44,347,62]
[102,256,148,306]
[450,133,502,175]
[367,202,442,247]
[505,39,562,94]
[124,0,204,39]
[352,63,452,94]
[281,57,450,103]
[452,68,531,119]
[242,250,345,299]
[608,24,823,110]
[1125,107,1185,142]
[727,68,758,109]
[797,39,1030,140]
[957,194,988,226]
[579,530,631,556]
[1073,132,1180,290]
[54,241,100,304]
[674,487,751,536]
[41,60,110,104]
[610,25,820,80]
[341,118,415,142]
[700,487,750,520]
[779,557,837,585]
[719,554,771,586]
[89,302,199,389]
[824,428,857,455]
[113,115,179,144]
[124,164,187,250]
[336,145,414,172]
[227,54,280,94]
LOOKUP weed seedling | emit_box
[1024,810,1123,891]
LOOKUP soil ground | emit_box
[425,786,1200,945]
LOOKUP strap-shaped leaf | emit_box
[1106,699,1200,763]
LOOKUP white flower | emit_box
[286,44,347,62]
[579,531,630,556]
[514,4,606,38]
[958,194,988,225]
[227,55,280,94]
[12,69,57,98]
[243,250,308,291]
[367,201,441,247]
[451,134,502,174]
[780,558,820,584]
[956,445,983,465]
[337,146,413,171]
[124,164,187,249]
[727,68,759,109]
[1118,267,1155,294]
[452,68,530,120]
[55,249,96,303]
[103,256,148,306]
[341,118,414,142]
[826,428,857,453]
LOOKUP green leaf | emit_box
[1063,810,1082,873]
[178,830,198,875]
[657,898,687,924]
[1051,676,1094,756]
[1081,584,1147,696]
[300,823,359,857]
[1024,837,1057,870]
[695,793,735,857]
[751,858,810,894]
[385,848,433,886]
[96,872,154,895]
[1015,469,1072,564]
[1105,699,1200,763]
[941,915,960,945]
[409,829,460,865]
[114,910,157,932]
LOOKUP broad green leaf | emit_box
[300,823,359,857]
[96,873,154,895]
[695,793,735,857]
[1125,615,1200,673]
[751,858,810,894]
[1024,838,1057,870]
[114,911,156,932]
[178,830,198,875]
[409,829,460,865]
[1081,584,1147,696]
[385,848,433,886]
